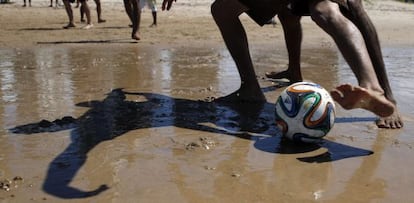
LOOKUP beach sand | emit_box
[1,0,414,202]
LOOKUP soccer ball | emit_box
[275,82,336,143]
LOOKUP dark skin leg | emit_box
[94,0,106,23]
[82,0,104,23]
[131,0,141,40]
[80,0,91,25]
[62,0,76,28]
[123,0,141,40]
[268,1,402,128]
[342,0,402,128]
[123,0,133,21]
[151,11,157,26]
[266,7,303,83]
[80,4,85,22]
[307,0,396,123]
[211,0,265,103]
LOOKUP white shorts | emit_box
[140,0,157,12]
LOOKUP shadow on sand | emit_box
[37,39,137,44]
[10,88,373,199]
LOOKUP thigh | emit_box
[212,0,249,17]
[308,0,342,15]
[239,0,287,26]
[291,0,348,16]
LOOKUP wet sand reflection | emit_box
[1,45,413,201]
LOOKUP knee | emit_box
[211,0,240,23]
[310,4,341,28]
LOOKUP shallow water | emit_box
[0,45,413,202]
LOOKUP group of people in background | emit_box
[21,0,157,39]
[61,0,109,29]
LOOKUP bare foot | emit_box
[132,33,141,41]
[376,110,403,129]
[63,23,76,29]
[98,19,106,23]
[213,88,266,103]
[330,84,395,117]
[265,70,302,83]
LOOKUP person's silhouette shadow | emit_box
[10,88,372,198]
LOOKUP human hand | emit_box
[162,0,176,10]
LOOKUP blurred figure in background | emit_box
[124,0,141,40]
[63,0,93,29]
[22,0,31,7]
[80,0,106,23]
[140,0,157,27]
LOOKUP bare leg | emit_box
[62,0,76,28]
[94,0,106,23]
[80,0,93,29]
[343,0,402,128]
[123,0,140,40]
[309,0,394,117]
[130,0,141,40]
[266,7,303,83]
[149,0,157,27]
[151,11,157,27]
[211,0,265,102]
[80,4,85,22]
[123,0,134,22]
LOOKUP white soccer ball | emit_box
[275,82,336,143]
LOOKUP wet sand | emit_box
[1,0,414,202]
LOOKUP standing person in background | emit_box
[22,0,31,7]
[140,0,157,27]
[50,0,59,7]
[62,0,76,28]
[124,0,141,40]
[80,0,106,23]
[63,0,93,29]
